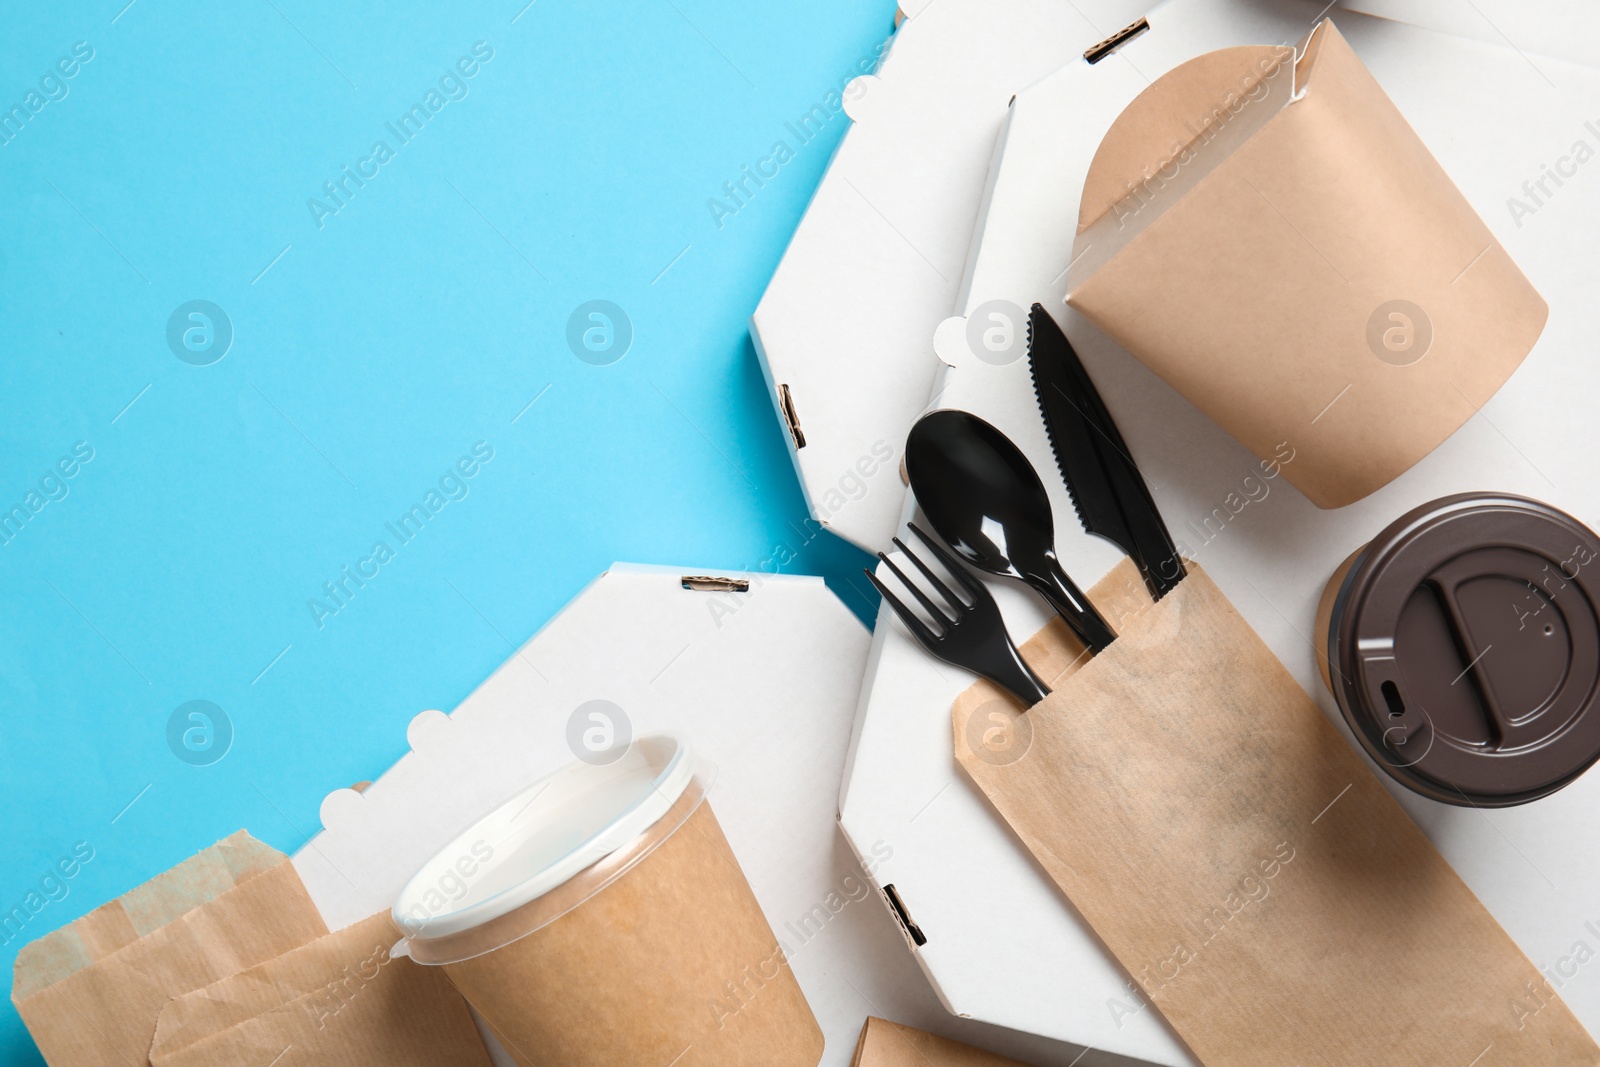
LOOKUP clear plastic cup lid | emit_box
[391,734,712,964]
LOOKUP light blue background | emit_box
[0,1,889,1058]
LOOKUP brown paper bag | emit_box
[12,831,328,1066]
[954,561,1600,1065]
[1067,20,1547,509]
[149,912,491,1066]
[850,1017,1029,1066]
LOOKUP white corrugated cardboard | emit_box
[843,1,1600,1061]
[290,565,1126,1066]
[751,0,1155,553]
[293,566,870,1064]
[1334,0,1597,69]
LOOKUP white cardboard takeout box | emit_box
[751,0,1156,554]
[290,565,1113,1067]
[843,1,1600,1062]
[292,566,871,1064]
[1333,0,1598,69]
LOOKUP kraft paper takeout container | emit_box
[11,831,330,1066]
[392,734,825,1067]
[1066,19,1547,509]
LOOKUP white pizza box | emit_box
[288,564,1098,1067]
[750,0,1154,553]
[1334,0,1598,69]
[842,1,1600,1062]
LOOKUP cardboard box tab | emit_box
[851,1016,1030,1066]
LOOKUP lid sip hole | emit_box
[1381,680,1405,718]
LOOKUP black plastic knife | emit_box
[1027,303,1185,599]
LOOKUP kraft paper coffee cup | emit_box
[391,735,823,1067]
[1315,493,1600,806]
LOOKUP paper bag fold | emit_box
[953,561,1599,1065]
[1068,21,1547,508]
[150,912,491,1066]
[12,831,328,1067]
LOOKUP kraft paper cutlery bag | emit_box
[148,912,491,1066]
[953,561,1600,1065]
[11,831,328,1066]
[1065,21,1547,509]
[850,1016,1030,1066]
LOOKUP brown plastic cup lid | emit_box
[1326,493,1600,806]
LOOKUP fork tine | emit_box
[877,551,954,628]
[908,523,984,598]
[892,535,966,610]
[863,567,940,645]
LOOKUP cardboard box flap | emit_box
[750,0,1150,552]
[851,1017,1030,1066]
[1070,42,1297,283]
[1075,44,1292,235]
[1331,0,1596,70]
[1066,19,1548,509]
[12,831,286,1000]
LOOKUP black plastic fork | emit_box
[864,523,1051,707]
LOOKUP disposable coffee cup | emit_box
[392,735,823,1067]
[1315,493,1600,806]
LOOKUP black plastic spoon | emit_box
[905,409,1116,653]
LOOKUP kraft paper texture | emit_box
[11,831,329,1066]
[850,1016,1029,1066]
[1067,21,1547,509]
[953,560,1600,1065]
[150,912,491,1066]
[443,800,823,1067]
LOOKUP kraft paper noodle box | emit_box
[1065,20,1547,509]
[392,735,824,1067]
